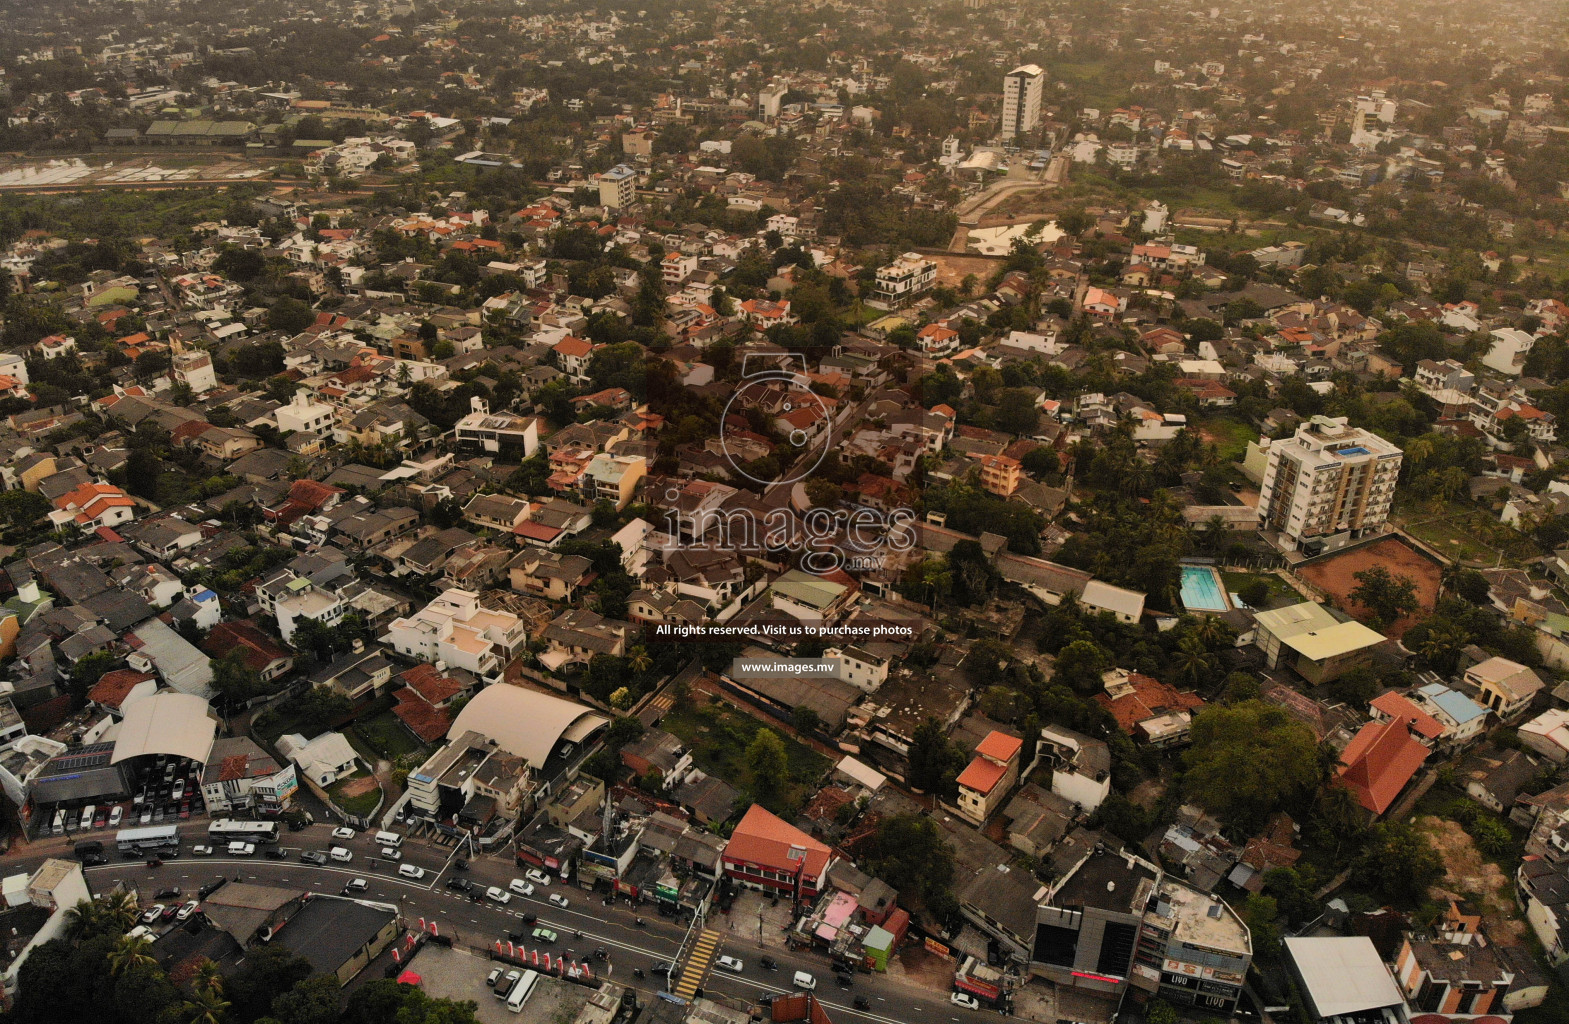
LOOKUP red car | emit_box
[178,806,190,820]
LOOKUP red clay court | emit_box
[1295,535,1442,638]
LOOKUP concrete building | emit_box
[1252,601,1384,685]
[1133,879,1251,1012]
[1001,65,1044,139]
[758,83,788,120]
[599,164,638,210]
[275,389,336,436]
[871,253,937,307]
[384,588,526,681]
[1465,656,1545,723]
[172,350,218,394]
[955,731,1023,826]
[1031,846,1161,997]
[1256,416,1402,554]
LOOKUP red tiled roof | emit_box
[956,754,1009,795]
[975,730,1023,763]
[1369,692,1445,741]
[392,687,451,744]
[202,620,292,671]
[1095,675,1206,733]
[1338,718,1430,814]
[88,669,156,708]
[514,521,563,541]
[724,804,832,879]
[399,663,464,705]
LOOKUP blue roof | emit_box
[1418,683,1486,724]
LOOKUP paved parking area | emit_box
[401,943,592,1024]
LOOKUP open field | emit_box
[1295,535,1442,638]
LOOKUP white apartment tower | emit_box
[1002,64,1045,139]
[1256,416,1403,554]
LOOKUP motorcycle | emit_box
[594,948,608,960]
[759,956,778,971]
[634,918,646,927]
[632,969,645,979]
[853,997,870,1011]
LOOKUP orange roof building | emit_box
[722,804,835,904]
[1338,718,1430,815]
[955,730,1024,826]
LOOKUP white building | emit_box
[1256,415,1403,554]
[275,389,337,435]
[384,588,527,681]
[0,352,29,385]
[1483,328,1536,376]
[171,350,218,394]
[872,253,937,307]
[273,578,346,644]
[758,83,788,121]
[1001,64,1044,139]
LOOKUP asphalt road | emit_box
[26,823,998,1024]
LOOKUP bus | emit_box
[207,820,280,845]
[116,825,180,854]
[506,971,539,1013]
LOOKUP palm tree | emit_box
[107,934,155,977]
[63,898,105,940]
[193,959,224,999]
[182,985,230,1024]
[628,646,653,675]
[1172,637,1217,691]
[102,890,141,932]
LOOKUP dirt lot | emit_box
[1295,536,1442,638]
[1418,815,1526,945]
[924,252,1005,289]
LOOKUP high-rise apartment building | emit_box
[1256,415,1403,554]
[1002,64,1044,139]
[598,164,638,210]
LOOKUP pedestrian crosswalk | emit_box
[672,928,722,999]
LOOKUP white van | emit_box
[227,842,255,856]
[329,847,353,862]
[793,971,817,990]
[79,805,96,831]
[373,830,402,848]
[51,810,66,835]
[506,971,538,1013]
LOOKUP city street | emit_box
[11,823,1004,1024]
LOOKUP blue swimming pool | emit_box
[1180,565,1230,613]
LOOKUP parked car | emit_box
[108,807,124,828]
[175,901,200,922]
[716,956,744,974]
[140,905,165,925]
[331,827,356,841]
[485,887,511,905]
[524,869,551,887]
[949,993,980,1011]
[486,967,502,987]
[508,879,534,897]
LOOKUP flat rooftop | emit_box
[1052,849,1158,915]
